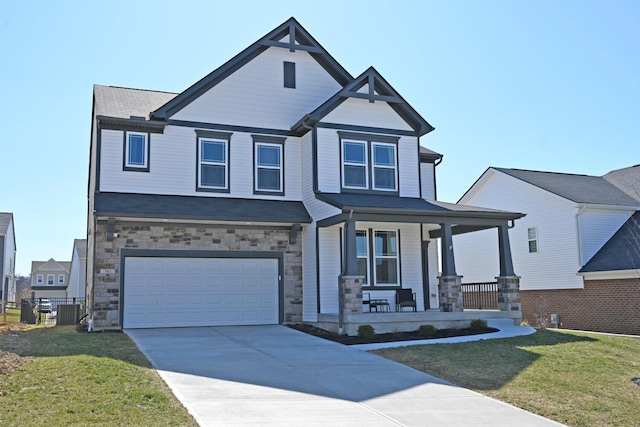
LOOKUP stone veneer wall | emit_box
[92,221,303,329]
[521,278,640,335]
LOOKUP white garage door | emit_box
[123,257,279,328]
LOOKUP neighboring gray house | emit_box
[455,165,640,335]
[31,258,71,301]
[87,17,524,333]
[0,212,16,312]
[67,239,87,300]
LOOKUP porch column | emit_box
[343,216,358,276]
[338,217,364,330]
[497,224,515,276]
[438,223,463,312]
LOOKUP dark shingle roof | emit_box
[580,211,640,273]
[94,85,177,119]
[0,212,12,235]
[495,168,640,206]
[95,193,311,224]
[603,165,640,202]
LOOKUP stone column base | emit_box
[438,275,463,312]
[497,276,521,312]
[339,275,365,315]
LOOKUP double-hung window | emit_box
[58,274,65,285]
[196,130,231,192]
[339,132,398,192]
[124,131,149,171]
[37,274,43,285]
[47,274,54,286]
[355,229,400,288]
[528,227,538,253]
[253,135,285,195]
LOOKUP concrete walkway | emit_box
[127,325,562,426]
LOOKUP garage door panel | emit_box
[124,257,279,328]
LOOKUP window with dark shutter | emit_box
[284,61,296,88]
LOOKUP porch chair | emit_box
[396,288,417,312]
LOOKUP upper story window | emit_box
[528,227,538,253]
[58,274,65,285]
[339,132,399,193]
[124,131,149,171]
[196,130,232,193]
[253,135,285,195]
[47,274,54,285]
[37,274,43,284]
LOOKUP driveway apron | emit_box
[126,325,563,426]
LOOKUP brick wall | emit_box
[92,221,303,329]
[521,278,640,335]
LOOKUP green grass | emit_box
[372,329,640,427]
[1,307,21,323]
[0,326,197,426]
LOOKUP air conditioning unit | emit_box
[550,313,560,328]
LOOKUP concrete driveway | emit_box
[127,325,563,426]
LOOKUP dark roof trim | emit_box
[151,17,352,120]
[94,192,311,224]
[316,211,514,228]
[291,67,434,137]
[167,119,297,137]
[419,149,443,163]
[97,116,166,133]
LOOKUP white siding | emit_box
[420,162,436,200]
[99,128,303,200]
[318,226,341,314]
[67,246,87,300]
[397,136,420,198]
[316,127,340,193]
[172,48,342,129]
[455,170,584,290]
[579,208,634,265]
[322,98,413,131]
[2,218,16,302]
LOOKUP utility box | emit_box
[57,304,80,326]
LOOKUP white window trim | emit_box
[528,227,539,253]
[58,274,65,285]
[198,138,228,190]
[356,229,369,284]
[125,131,148,169]
[37,274,43,284]
[254,142,283,193]
[47,274,55,286]
[372,229,400,286]
[371,142,398,191]
[342,140,369,189]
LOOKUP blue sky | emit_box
[1,0,639,275]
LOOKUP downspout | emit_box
[576,205,586,266]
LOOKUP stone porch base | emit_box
[313,310,522,336]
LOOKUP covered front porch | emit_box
[313,194,525,335]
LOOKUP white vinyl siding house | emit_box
[0,213,17,309]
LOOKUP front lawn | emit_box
[372,329,640,427]
[0,325,197,426]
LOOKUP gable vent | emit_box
[284,61,296,88]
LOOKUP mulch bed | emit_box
[288,323,499,345]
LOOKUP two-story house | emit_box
[87,18,524,333]
[31,258,71,302]
[67,239,87,300]
[0,212,16,312]
[454,166,640,335]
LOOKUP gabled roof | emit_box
[580,211,640,273]
[492,168,640,207]
[603,164,640,202]
[150,17,352,120]
[291,67,434,136]
[0,212,13,236]
[31,258,71,274]
[73,239,88,258]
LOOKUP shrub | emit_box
[417,324,437,337]
[469,319,488,331]
[357,324,375,339]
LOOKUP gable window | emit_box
[283,61,296,88]
[124,131,149,171]
[528,227,538,253]
[339,132,399,193]
[196,130,231,192]
[253,135,285,195]
[37,274,43,284]
[58,274,65,285]
[352,228,400,288]
[47,274,54,286]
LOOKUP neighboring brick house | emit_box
[455,165,640,335]
[87,17,524,333]
[31,258,71,301]
[0,212,16,312]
